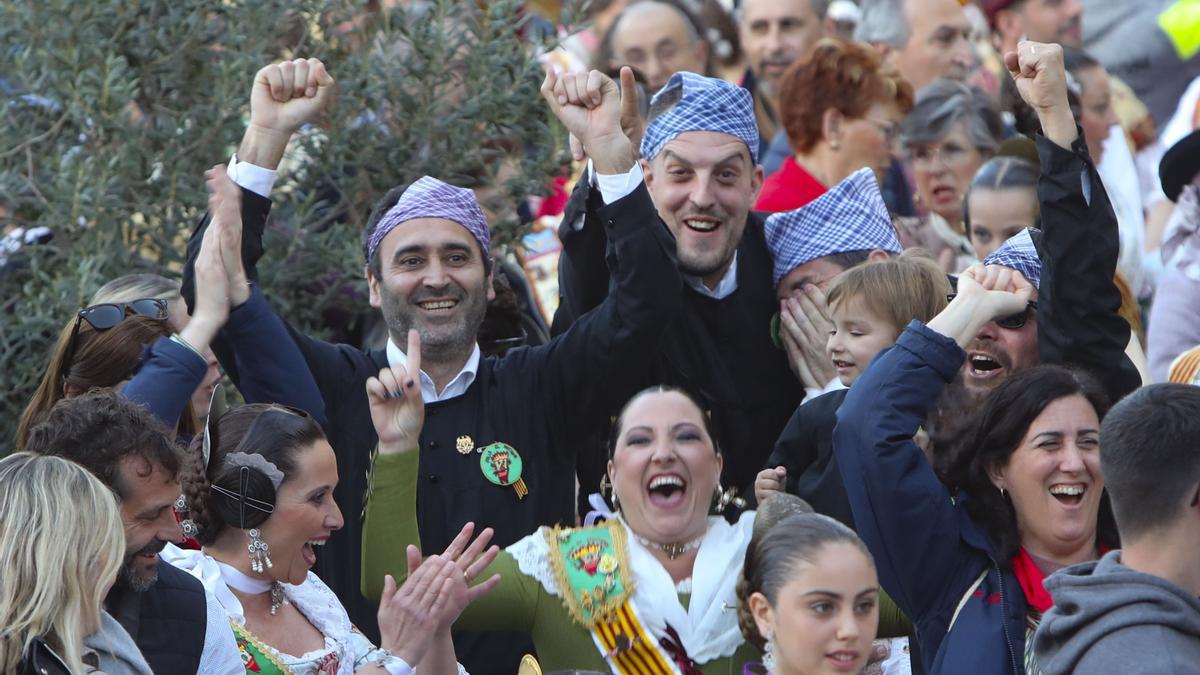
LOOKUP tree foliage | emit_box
[0,0,563,450]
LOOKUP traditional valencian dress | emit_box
[362,452,761,674]
[163,544,466,675]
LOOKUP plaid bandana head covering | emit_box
[983,227,1042,289]
[764,168,902,287]
[640,71,760,165]
[363,176,490,265]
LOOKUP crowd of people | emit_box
[3,0,1200,674]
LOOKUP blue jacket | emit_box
[122,286,327,432]
[835,322,1025,675]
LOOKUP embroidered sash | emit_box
[229,621,294,675]
[544,521,679,674]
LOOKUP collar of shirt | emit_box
[683,252,739,299]
[385,339,481,403]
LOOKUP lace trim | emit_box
[506,527,561,597]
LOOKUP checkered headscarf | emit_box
[983,227,1042,290]
[640,72,759,164]
[764,168,901,287]
[363,176,490,264]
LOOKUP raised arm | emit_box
[533,69,682,436]
[834,265,1033,623]
[1004,42,1139,402]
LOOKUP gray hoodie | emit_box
[1034,550,1200,675]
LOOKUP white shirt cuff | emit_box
[596,162,644,205]
[227,153,278,198]
[384,658,414,675]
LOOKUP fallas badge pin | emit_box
[479,442,529,499]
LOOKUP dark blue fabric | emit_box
[122,337,206,428]
[834,322,1025,674]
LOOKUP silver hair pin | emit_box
[224,452,285,489]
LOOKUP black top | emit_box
[105,560,208,675]
[552,177,804,498]
[183,182,681,675]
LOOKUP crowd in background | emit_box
[3,0,1200,674]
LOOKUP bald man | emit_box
[606,0,709,92]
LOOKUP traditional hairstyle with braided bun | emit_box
[736,512,874,650]
[181,404,325,545]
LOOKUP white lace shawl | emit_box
[162,545,387,675]
[507,512,755,664]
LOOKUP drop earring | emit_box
[763,629,777,672]
[247,528,273,574]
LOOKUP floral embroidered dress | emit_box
[163,544,460,675]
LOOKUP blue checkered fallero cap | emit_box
[640,72,760,165]
[764,168,902,287]
[363,176,490,264]
[983,227,1042,290]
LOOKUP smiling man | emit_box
[182,59,680,675]
[25,390,242,675]
[553,70,805,502]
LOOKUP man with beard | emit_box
[737,0,830,160]
[182,59,680,675]
[551,70,805,506]
[25,390,242,675]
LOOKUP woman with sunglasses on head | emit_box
[16,167,325,448]
[165,401,490,674]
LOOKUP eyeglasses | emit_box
[862,116,900,144]
[58,298,169,384]
[946,294,1038,329]
[908,141,976,171]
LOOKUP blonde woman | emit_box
[0,453,146,675]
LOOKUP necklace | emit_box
[634,532,706,560]
[216,559,290,615]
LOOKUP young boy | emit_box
[755,253,951,519]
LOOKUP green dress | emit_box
[361,452,760,673]
[362,452,911,672]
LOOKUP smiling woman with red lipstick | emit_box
[167,402,488,674]
[363,364,764,672]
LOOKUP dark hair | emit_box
[736,513,874,650]
[963,156,1041,233]
[17,313,194,448]
[364,181,492,280]
[181,404,326,545]
[1062,47,1101,79]
[940,365,1118,567]
[607,385,720,458]
[22,389,182,500]
[1100,384,1200,540]
[646,84,685,127]
[824,249,874,271]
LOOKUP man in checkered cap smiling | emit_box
[551,68,805,500]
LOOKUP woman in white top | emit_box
[166,399,494,675]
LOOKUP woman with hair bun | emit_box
[166,401,491,674]
[737,513,881,675]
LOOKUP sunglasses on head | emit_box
[946,294,1038,330]
[59,298,170,383]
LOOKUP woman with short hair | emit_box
[756,38,914,212]
[899,80,1005,272]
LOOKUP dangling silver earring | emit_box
[247,528,272,574]
[763,629,777,672]
[181,519,199,539]
[999,486,1007,500]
